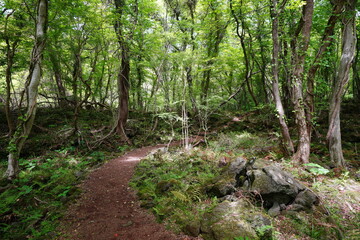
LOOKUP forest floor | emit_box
[58,141,204,240]
[1,104,359,239]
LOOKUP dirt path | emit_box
[59,140,203,240]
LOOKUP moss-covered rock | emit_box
[200,200,272,240]
[206,175,237,197]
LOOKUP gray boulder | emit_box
[200,200,272,240]
[248,166,306,208]
[228,157,247,175]
[289,188,320,211]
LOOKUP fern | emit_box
[171,191,189,202]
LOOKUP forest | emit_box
[0,0,359,239]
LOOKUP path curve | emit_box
[59,140,203,240]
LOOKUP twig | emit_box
[34,196,48,204]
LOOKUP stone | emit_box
[228,157,247,175]
[200,200,272,240]
[184,220,201,236]
[219,194,238,202]
[247,214,272,239]
[262,166,305,195]
[289,189,319,211]
[207,176,236,197]
[268,202,281,217]
[249,166,306,208]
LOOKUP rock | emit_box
[268,202,281,217]
[223,157,248,187]
[200,200,272,240]
[228,157,247,175]
[249,166,306,208]
[207,176,236,197]
[184,220,201,236]
[248,214,272,239]
[121,220,133,227]
[219,194,238,202]
[262,166,305,195]
[289,189,319,211]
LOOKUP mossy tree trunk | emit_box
[5,0,48,180]
[290,0,314,164]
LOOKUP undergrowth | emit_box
[132,129,360,240]
[130,148,221,233]
[0,148,113,240]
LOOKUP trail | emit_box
[59,139,203,240]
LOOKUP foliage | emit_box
[304,163,330,176]
[0,149,108,239]
[0,0,359,237]
[131,148,221,232]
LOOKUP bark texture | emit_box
[353,24,360,102]
[5,0,48,179]
[304,1,344,137]
[290,0,314,163]
[327,0,357,168]
[270,0,294,156]
[114,0,131,143]
[4,10,18,136]
[49,47,67,108]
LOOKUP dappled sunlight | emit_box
[124,156,141,162]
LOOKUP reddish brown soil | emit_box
[58,140,204,240]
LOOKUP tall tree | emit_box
[327,0,357,168]
[200,0,228,103]
[230,0,258,107]
[3,9,19,136]
[270,0,294,156]
[289,0,314,163]
[304,1,344,138]
[353,22,360,102]
[113,0,131,143]
[5,0,48,179]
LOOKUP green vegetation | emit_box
[0,150,104,239]
[131,148,221,233]
[131,126,360,239]
[1,0,360,239]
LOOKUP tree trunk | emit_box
[290,0,313,164]
[201,63,212,103]
[353,25,360,102]
[200,1,226,104]
[72,50,82,134]
[230,0,258,107]
[304,1,344,137]
[270,0,294,156]
[135,55,144,110]
[327,0,357,168]
[186,66,198,114]
[5,0,48,179]
[4,10,18,136]
[5,40,18,137]
[49,47,67,108]
[116,50,130,142]
[114,0,131,143]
